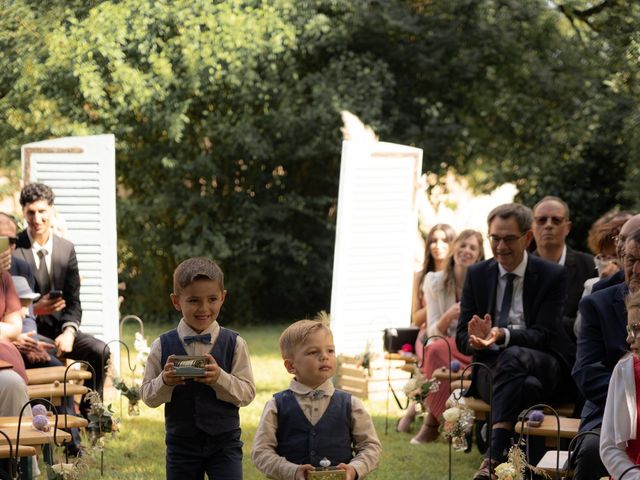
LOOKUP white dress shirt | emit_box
[497,251,528,347]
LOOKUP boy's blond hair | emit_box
[279,319,332,359]
[173,257,224,295]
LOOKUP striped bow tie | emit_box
[183,334,211,344]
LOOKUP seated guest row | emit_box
[0,182,111,457]
[399,197,640,480]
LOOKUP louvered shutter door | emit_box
[330,140,422,355]
[21,135,119,357]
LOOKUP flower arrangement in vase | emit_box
[441,404,475,451]
[402,368,440,415]
[112,377,142,416]
[85,391,118,447]
[494,444,550,480]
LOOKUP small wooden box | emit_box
[306,468,346,479]
[335,354,413,401]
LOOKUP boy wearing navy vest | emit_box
[141,257,256,480]
[251,320,381,479]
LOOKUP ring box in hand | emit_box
[173,356,208,377]
[306,469,346,479]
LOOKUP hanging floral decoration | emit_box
[85,391,119,447]
[46,460,88,480]
[441,403,475,452]
[494,444,550,480]
[112,377,142,416]
[402,368,440,414]
[133,332,150,370]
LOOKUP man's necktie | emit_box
[36,249,50,294]
[497,273,516,328]
[183,333,211,344]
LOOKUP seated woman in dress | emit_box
[397,223,456,433]
[600,288,640,479]
[410,229,485,444]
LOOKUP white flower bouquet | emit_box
[441,404,475,451]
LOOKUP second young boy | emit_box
[252,319,381,479]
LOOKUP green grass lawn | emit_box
[66,322,482,479]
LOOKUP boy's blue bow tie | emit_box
[183,333,211,344]
[308,389,325,400]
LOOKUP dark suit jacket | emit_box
[572,282,628,432]
[532,247,596,342]
[592,269,625,293]
[14,230,82,337]
[456,254,574,370]
[563,248,597,319]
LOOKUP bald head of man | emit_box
[617,214,640,261]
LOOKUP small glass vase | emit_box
[451,435,467,452]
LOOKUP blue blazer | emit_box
[456,254,574,370]
[572,282,628,432]
[592,269,625,293]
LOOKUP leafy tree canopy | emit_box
[0,0,638,322]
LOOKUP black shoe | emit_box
[65,443,87,458]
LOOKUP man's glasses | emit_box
[534,216,566,226]
[487,233,527,245]
[627,323,640,340]
[624,255,640,268]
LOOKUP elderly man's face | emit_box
[624,239,640,293]
[617,216,640,261]
[533,200,571,251]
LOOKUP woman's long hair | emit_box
[423,223,456,274]
[441,229,485,296]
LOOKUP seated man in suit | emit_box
[571,221,640,479]
[456,203,574,480]
[532,196,596,341]
[13,183,109,408]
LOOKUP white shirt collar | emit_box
[176,318,219,343]
[558,245,567,266]
[289,378,335,397]
[27,229,53,253]
[498,250,528,279]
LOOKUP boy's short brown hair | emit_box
[279,319,332,359]
[173,257,224,295]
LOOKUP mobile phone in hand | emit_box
[49,290,63,299]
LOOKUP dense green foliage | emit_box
[1,1,638,323]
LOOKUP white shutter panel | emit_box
[330,140,422,355]
[21,135,119,359]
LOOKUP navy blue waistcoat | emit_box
[274,389,353,467]
[160,327,239,437]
